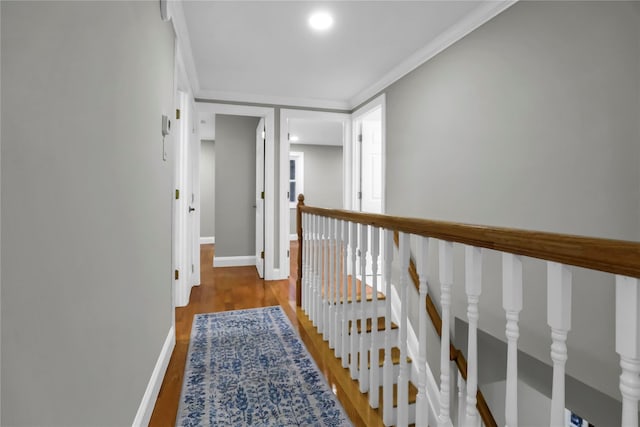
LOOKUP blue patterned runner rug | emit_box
[176,306,353,426]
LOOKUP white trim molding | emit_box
[200,236,215,245]
[196,103,279,280]
[349,0,517,109]
[132,326,175,427]
[196,89,350,111]
[213,256,257,268]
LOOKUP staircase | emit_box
[295,195,640,427]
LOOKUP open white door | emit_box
[187,100,200,287]
[255,118,265,278]
[360,108,383,214]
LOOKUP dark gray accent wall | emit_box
[383,1,640,403]
[214,115,260,257]
[1,1,175,424]
[200,140,215,238]
[289,144,343,234]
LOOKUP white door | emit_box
[358,107,383,214]
[188,101,200,287]
[255,118,265,278]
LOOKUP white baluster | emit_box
[359,223,370,392]
[369,227,381,408]
[457,370,467,427]
[438,240,454,427]
[322,216,330,339]
[341,220,350,368]
[314,215,322,329]
[383,230,395,427]
[328,217,335,347]
[503,253,522,427]
[547,262,572,427]
[616,275,640,427]
[333,218,341,358]
[465,245,482,426]
[309,215,316,324]
[303,214,308,314]
[349,221,358,378]
[398,232,410,426]
[416,236,430,426]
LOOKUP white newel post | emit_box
[616,275,640,427]
[383,230,395,427]
[465,245,482,427]
[416,236,430,426]
[502,253,523,427]
[547,262,572,427]
[349,221,358,379]
[370,227,381,408]
[438,240,454,427]
[359,223,370,392]
[341,220,350,368]
[334,218,341,357]
[397,232,410,427]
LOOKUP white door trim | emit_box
[351,94,386,214]
[196,103,278,280]
[279,109,351,279]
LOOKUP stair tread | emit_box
[349,317,398,334]
[373,381,418,410]
[346,346,412,369]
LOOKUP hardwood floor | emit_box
[149,242,384,426]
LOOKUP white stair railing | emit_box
[296,196,640,427]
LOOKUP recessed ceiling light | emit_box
[308,11,333,32]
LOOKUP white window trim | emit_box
[289,152,304,208]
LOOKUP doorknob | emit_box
[189,206,195,212]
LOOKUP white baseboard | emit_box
[289,233,298,241]
[132,326,175,427]
[213,255,256,268]
[200,236,215,244]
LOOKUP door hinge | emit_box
[358,134,363,143]
[174,269,179,280]
[287,250,290,258]
[176,109,181,120]
[287,191,290,200]
[175,189,180,200]
[287,132,290,141]
[191,264,195,273]
[261,251,265,259]
[261,191,265,199]
[357,191,362,200]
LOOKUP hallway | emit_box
[149,243,384,426]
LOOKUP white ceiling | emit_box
[289,119,343,146]
[180,1,514,110]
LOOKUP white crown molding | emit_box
[196,89,351,111]
[169,0,201,94]
[349,0,518,109]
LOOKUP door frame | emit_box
[196,102,277,280]
[351,94,386,214]
[279,109,352,279]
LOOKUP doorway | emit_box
[280,109,352,279]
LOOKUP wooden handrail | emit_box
[299,204,640,278]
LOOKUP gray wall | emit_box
[200,140,215,238]
[214,115,259,257]
[1,1,175,425]
[383,1,640,405]
[289,144,343,234]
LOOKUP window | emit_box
[289,152,304,207]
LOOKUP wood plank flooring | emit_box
[149,242,384,426]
